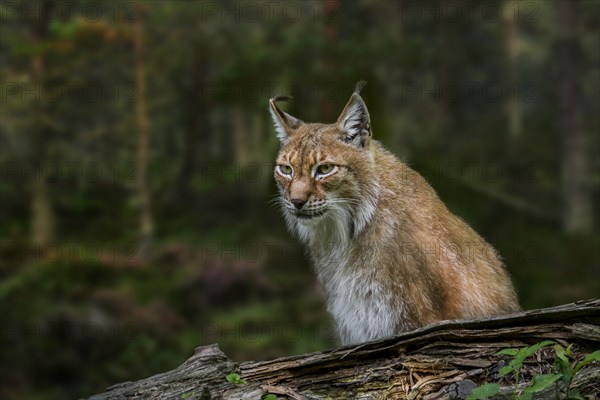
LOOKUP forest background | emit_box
[0,0,598,398]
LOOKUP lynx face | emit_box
[273,126,376,243]
[274,133,345,222]
[270,83,379,244]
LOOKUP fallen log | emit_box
[86,299,600,400]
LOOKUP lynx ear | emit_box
[337,81,371,147]
[269,95,303,142]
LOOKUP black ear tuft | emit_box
[271,94,294,103]
[336,82,372,147]
[354,80,367,94]
[269,95,303,142]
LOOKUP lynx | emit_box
[270,82,520,345]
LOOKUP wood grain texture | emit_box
[87,299,600,400]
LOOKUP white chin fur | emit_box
[283,191,378,249]
[280,187,385,346]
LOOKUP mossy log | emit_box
[86,299,600,400]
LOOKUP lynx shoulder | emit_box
[270,82,520,345]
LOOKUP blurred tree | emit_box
[502,0,522,152]
[174,49,208,206]
[29,1,55,246]
[558,0,593,234]
[321,0,338,121]
[133,0,153,258]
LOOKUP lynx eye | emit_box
[315,164,336,178]
[278,164,293,176]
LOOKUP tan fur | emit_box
[270,85,520,345]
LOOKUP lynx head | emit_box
[270,82,380,244]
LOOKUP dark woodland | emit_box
[0,1,599,399]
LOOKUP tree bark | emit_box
[87,299,600,400]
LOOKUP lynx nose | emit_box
[291,199,306,210]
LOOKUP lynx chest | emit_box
[314,253,400,345]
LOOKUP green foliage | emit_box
[518,374,562,400]
[465,383,500,400]
[553,344,574,382]
[573,350,600,373]
[553,345,600,399]
[263,394,277,400]
[498,340,555,387]
[50,20,83,40]
[468,342,599,400]
[225,373,247,385]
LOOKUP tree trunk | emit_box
[321,0,338,122]
[87,299,600,400]
[558,0,593,234]
[29,1,54,247]
[175,50,208,205]
[232,107,248,166]
[503,1,522,151]
[31,168,53,246]
[133,0,153,260]
[435,11,449,137]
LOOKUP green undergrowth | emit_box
[467,341,600,400]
